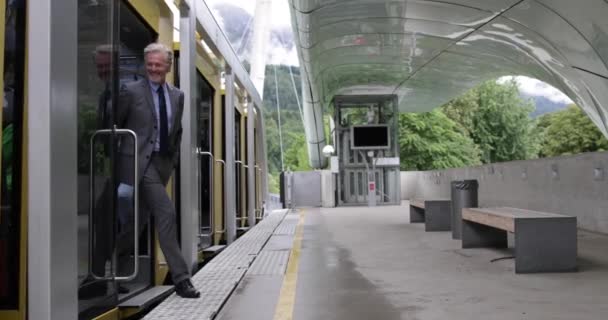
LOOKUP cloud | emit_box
[268,41,299,66]
[498,76,573,104]
[206,0,292,28]
[208,0,299,66]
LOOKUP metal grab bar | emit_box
[196,148,215,237]
[89,127,139,282]
[214,159,227,234]
[235,160,254,225]
[235,160,248,168]
[196,149,214,161]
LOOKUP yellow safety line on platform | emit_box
[273,209,306,320]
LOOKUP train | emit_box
[0,0,269,319]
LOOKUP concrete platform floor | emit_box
[218,203,608,320]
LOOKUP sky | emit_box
[205,0,292,28]
[204,0,574,104]
[499,76,573,104]
[205,0,298,65]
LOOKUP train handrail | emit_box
[196,148,215,238]
[214,159,227,234]
[89,127,139,282]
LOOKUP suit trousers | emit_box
[137,153,190,284]
[91,153,189,284]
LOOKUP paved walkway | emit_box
[218,203,608,320]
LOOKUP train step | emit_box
[202,245,226,258]
[237,226,250,236]
[118,286,173,317]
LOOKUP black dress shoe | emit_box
[118,285,130,294]
[78,280,107,300]
[175,279,200,298]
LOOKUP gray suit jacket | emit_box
[117,79,184,186]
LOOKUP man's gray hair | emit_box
[93,44,113,56]
[144,43,173,66]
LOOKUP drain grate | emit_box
[247,250,290,276]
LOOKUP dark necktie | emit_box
[157,85,169,154]
[98,87,110,129]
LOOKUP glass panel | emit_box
[76,0,119,315]
[0,0,25,310]
[358,171,363,196]
[375,171,380,201]
[234,112,241,220]
[243,124,248,224]
[114,1,155,294]
[349,171,354,198]
[196,71,213,248]
[77,0,155,316]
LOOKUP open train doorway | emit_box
[195,71,215,249]
[76,0,156,318]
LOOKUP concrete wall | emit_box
[400,171,419,201]
[401,151,608,234]
[320,170,336,208]
[292,171,322,207]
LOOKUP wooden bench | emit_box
[462,207,577,273]
[409,199,451,231]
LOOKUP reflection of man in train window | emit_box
[95,45,112,129]
[80,45,128,299]
[116,43,200,298]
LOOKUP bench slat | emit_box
[463,207,575,233]
[410,199,425,209]
[462,208,515,232]
[469,207,570,219]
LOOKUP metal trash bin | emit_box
[451,179,478,239]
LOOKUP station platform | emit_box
[148,202,608,320]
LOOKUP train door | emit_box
[76,1,155,318]
[0,0,26,319]
[234,112,242,226]
[196,71,214,248]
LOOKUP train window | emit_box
[196,71,214,247]
[76,1,156,315]
[235,112,241,219]
[0,0,25,310]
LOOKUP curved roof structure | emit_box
[289,0,608,167]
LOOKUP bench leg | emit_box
[514,218,577,273]
[425,201,451,231]
[410,206,425,223]
[462,220,507,248]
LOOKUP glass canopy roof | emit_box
[289,0,608,167]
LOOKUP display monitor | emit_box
[350,125,390,150]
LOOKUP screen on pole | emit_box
[350,125,390,150]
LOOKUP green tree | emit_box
[267,172,280,194]
[442,79,539,163]
[539,105,608,157]
[283,132,311,171]
[398,111,481,170]
[263,113,282,174]
[262,65,308,179]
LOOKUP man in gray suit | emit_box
[117,43,200,298]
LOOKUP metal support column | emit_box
[247,102,256,227]
[258,111,269,214]
[28,0,78,319]
[179,0,198,272]
[224,69,237,243]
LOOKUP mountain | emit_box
[521,93,569,117]
[211,3,294,64]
